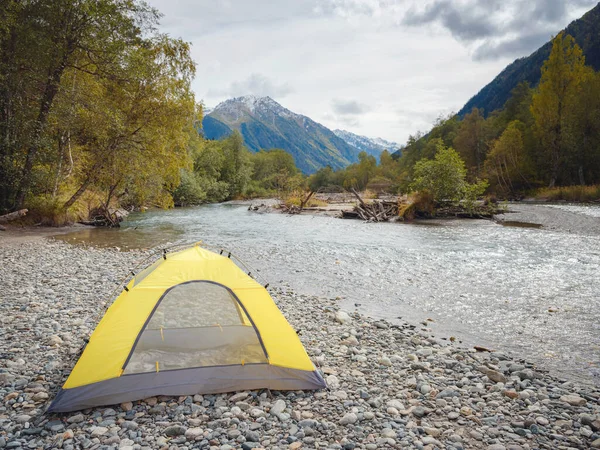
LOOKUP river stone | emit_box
[423,427,441,437]
[340,413,358,425]
[3,239,600,450]
[120,401,133,411]
[67,414,84,424]
[503,390,519,399]
[270,399,286,416]
[229,392,249,402]
[250,408,265,418]
[335,310,352,324]
[164,425,186,436]
[378,356,392,366]
[560,394,587,406]
[90,427,108,437]
[387,400,405,410]
[185,427,203,439]
[326,375,340,389]
[422,436,440,446]
[413,406,427,417]
[381,428,396,438]
[14,415,30,424]
[479,366,507,383]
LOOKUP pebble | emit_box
[0,239,597,450]
[270,399,286,415]
[560,394,587,406]
[340,412,358,425]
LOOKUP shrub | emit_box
[411,143,488,204]
[172,170,207,206]
[398,190,435,220]
[25,195,77,226]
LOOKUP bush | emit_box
[411,143,488,204]
[25,195,77,226]
[172,170,207,206]
[398,190,435,220]
[201,178,230,203]
[411,144,467,202]
[244,181,272,199]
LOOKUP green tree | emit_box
[531,32,587,187]
[563,70,600,185]
[1,0,157,210]
[453,107,490,175]
[484,121,532,195]
[411,144,487,204]
[221,131,252,198]
[250,149,298,191]
[61,36,196,210]
[308,166,334,191]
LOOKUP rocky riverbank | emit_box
[493,203,600,235]
[1,239,600,449]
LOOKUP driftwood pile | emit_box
[281,191,315,215]
[79,207,128,228]
[343,188,399,222]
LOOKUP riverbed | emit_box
[52,202,600,385]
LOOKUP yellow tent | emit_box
[49,244,325,412]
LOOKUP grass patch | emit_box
[534,185,600,202]
[284,193,328,208]
[23,195,78,226]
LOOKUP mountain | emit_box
[333,129,399,159]
[459,3,600,117]
[202,96,363,174]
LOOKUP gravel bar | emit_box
[1,239,600,449]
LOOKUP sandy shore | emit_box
[1,238,600,449]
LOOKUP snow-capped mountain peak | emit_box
[333,129,399,157]
[212,95,300,122]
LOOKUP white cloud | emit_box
[207,74,294,99]
[146,0,595,144]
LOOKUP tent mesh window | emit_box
[123,281,268,375]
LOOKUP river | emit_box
[54,203,600,385]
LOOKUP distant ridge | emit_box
[459,3,600,116]
[333,129,399,159]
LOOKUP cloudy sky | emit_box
[146,0,597,144]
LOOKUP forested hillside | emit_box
[459,3,600,117]
[402,33,600,195]
[310,33,600,201]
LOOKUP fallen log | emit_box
[0,209,28,224]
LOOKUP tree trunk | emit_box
[52,132,65,198]
[63,175,92,210]
[14,57,69,209]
